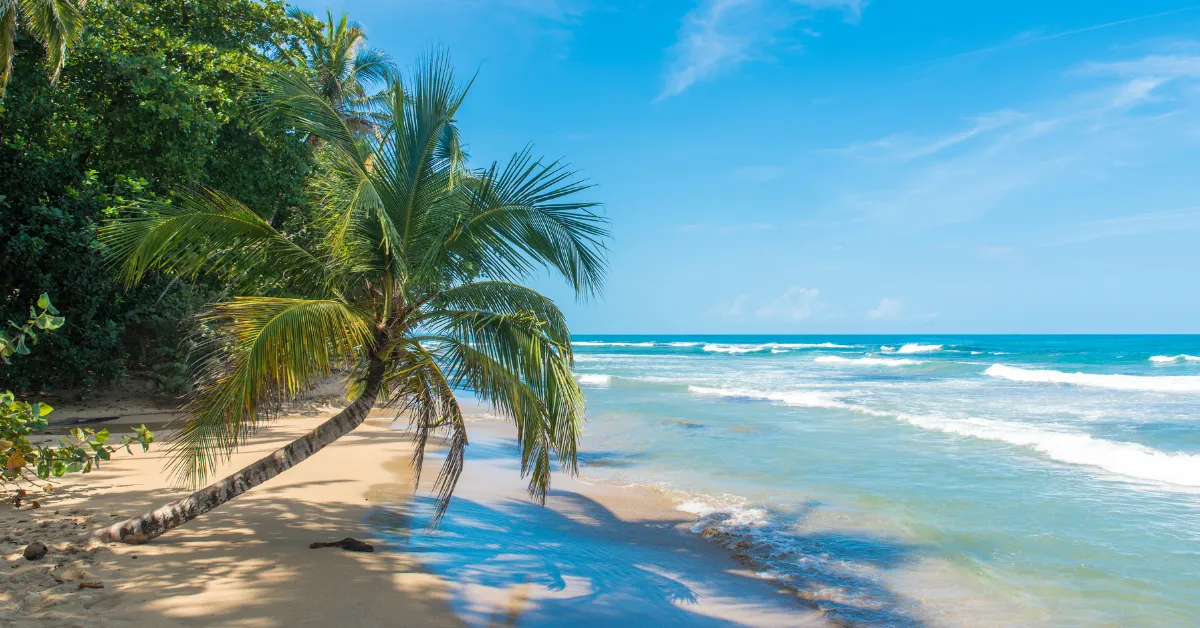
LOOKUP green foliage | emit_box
[0,391,153,489]
[0,295,153,490]
[0,0,317,391]
[0,293,64,363]
[103,52,610,520]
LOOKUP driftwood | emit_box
[308,537,374,552]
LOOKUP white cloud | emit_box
[659,0,865,100]
[757,286,822,321]
[867,298,903,320]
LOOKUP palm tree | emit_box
[0,0,85,98]
[96,52,608,544]
[272,8,393,137]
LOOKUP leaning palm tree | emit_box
[272,8,393,136]
[0,0,85,98]
[96,52,607,544]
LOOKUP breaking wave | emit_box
[984,364,1200,393]
[814,356,922,367]
[575,374,614,386]
[688,384,1200,488]
[1150,354,1200,364]
[896,343,943,354]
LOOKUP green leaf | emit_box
[37,294,50,310]
[38,403,53,417]
[52,461,66,477]
[13,337,30,356]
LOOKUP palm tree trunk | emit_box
[97,369,385,544]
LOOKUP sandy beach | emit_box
[0,390,826,627]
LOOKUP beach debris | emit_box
[23,542,47,561]
[308,537,374,552]
[78,581,104,589]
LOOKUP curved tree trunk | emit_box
[97,372,384,544]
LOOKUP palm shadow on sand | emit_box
[369,439,929,627]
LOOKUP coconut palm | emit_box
[97,52,608,544]
[272,8,393,137]
[0,0,85,98]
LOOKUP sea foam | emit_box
[814,356,921,367]
[896,343,943,354]
[573,341,655,347]
[689,384,1200,488]
[985,364,1200,393]
[1150,354,1200,364]
[575,374,613,386]
[894,413,1200,488]
[688,386,849,410]
[703,342,853,355]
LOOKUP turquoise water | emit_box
[562,336,1200,626]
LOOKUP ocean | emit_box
[554,335,1200,625]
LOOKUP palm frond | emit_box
[418,308,584,502]
[100,187,333,297]
[20,0,83,84]
[169,297,373,485]
[440,148,609,298]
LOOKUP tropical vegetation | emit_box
[2,294,154,493]
[96,51,607,543]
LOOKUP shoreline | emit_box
[1,396,829,627]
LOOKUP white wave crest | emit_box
[575,374,613,386]
[814,356,921,367]
[896,343,943,354]
[666,341,704,347]
[896,413,1200,488]
[1150,354,1200,364]
[985,364,1200,393]
[572,341,655,347]
[689,382,1200,488]
[880,345,896,353]
[688,386,849,410]
[703,342,854,355]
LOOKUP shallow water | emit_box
[560,336,1200,626]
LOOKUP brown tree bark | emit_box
[97,370,384,544]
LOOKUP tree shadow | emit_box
[374,432,931,627]
[4,419,464,628]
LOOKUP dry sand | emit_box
[1,392,827,627]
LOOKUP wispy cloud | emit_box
[930,5,1200,64]
[835,110,1022,162]
[757,286,823,321]
[1053,208,1200,245]
[867,298,903,321]
[832,48,1200,229]
[659,0,865,100]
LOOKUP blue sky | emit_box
[298,0,1200,334]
